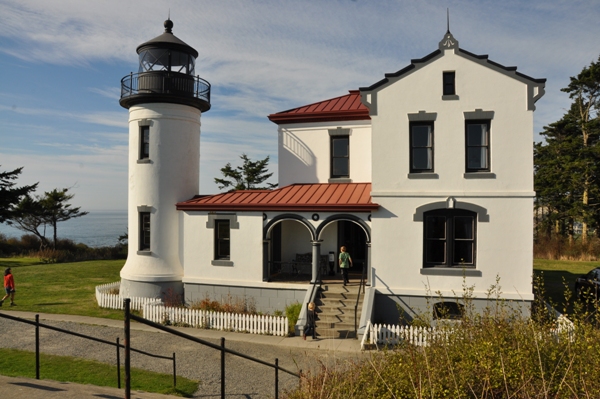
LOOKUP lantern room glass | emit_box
[138,49,196,75]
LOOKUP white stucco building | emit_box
[119,22,545,333]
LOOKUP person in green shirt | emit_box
[338,246,353,286]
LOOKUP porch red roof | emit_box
[176,183,378,212]
[267,90,370,125]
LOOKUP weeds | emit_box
[284,277,600,398]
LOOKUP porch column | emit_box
[311,240,321,284]
[262,239,269,282]
[366,241,372,286]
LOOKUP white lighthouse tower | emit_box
[119,19,210,299]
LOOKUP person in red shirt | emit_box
[1,267,16,306]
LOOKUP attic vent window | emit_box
[443,72,455,96]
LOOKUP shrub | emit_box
[285,302,302,334]
[284,279,600,398]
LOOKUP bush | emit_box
[285,302,302,334]
[284,280,600,398]
[189,294,257,315]
[535,234,600,261]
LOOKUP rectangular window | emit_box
[214,219,230,260]
[424,209,476,268]
[140,126,150,159]
[465,120,490,172]
[410,122,434,173]
[139,212,150,251]
[443,72,455,96]
[331,136,349,178]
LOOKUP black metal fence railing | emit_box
[0,312,176,389]
[120,71,211,104]
[123,298,300,399]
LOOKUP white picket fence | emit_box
[95,282,158,310]
[361,321,439,349]
[95,282,289,336]
[142,302,289,337]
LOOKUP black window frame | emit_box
[410,121,434,173]
[214,219,231,260]
[465,120,491,173]
[140,125,150,160]
[423,209,476,268]
[139,212,151,251]
[330,135,349,178]
[443,71,456,96]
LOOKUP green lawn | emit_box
[533,258,597,311]
[0,257,124,319]
[0,348,198,397]
[0,256,594,319]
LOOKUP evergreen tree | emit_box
[41,188,89,249]
[214,154,277,191]
[0,166,37,223]
[9,188,88,249]
[535,56,600,241]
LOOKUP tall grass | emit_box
[284,279,600,399]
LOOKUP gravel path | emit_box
[0,316,368,398]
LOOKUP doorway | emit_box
[337,220,367,277]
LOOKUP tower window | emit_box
[140,126,150,160]
[139,212,151,251]
[443,72,455,96]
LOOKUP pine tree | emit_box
[0,166,37,223]
[214,154,277,191]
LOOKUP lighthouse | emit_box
[119,19,210,299]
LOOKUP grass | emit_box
[0,348,198,397]
[533,258,597,312]
[0,257,124,319]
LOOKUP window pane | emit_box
[412,126,431,147]
[332,138,349,157]
[332,158,349,176]
[454,216,473,239]
[453,241,473,264]
[426,216,446,239]
[412,148,432,170]
[426,241,446,263]
[467,124,487,146]
[467,147,488,169]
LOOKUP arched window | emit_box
[423,209,476,268]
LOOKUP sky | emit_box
[0,0,599,211]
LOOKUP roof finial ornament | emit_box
[164,11,173,34]
[439,9,458,51]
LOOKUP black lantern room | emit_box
[120,19,211,112]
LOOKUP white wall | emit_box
[278,121,371,186]
[120,103,200,295]
[371,49,533,194]
[368,48,537,302]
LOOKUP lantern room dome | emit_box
[119,19,211,112]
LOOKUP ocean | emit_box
[0,210,128,248]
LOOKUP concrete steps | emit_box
[314,282,363,339]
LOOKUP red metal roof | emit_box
[176,183,377,212]
[268,90,370,125]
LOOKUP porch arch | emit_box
[262,214,317,282]
[263,213,316,241]
[316,214,372,285]
[316,214,371,242]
